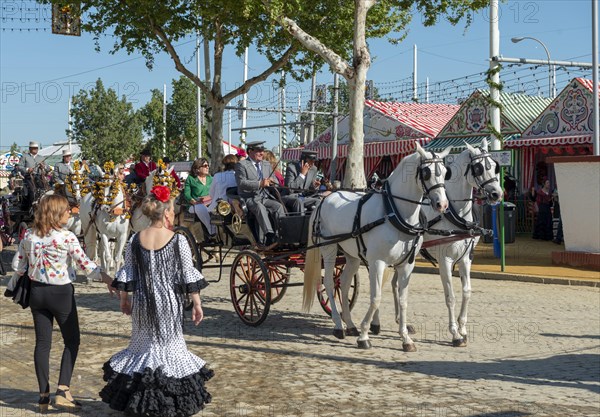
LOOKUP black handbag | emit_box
[3,269,32,309]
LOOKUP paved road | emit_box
[1,264,599,417]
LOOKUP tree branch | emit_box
[278,16,353,80]
[222,45,296,103]
[148,18,211,98]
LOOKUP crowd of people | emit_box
[5,139,338,416]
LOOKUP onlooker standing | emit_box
[99,186,213,416]
[11,194,114,412]
[532,178,553,241]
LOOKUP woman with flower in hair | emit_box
[100,185,213,416]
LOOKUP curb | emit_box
[413,266,600,288]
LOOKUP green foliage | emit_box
[70,79,143,164]
[9,142,21,155]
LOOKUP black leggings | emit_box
[30,282,80,394]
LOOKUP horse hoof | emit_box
[452,338,467,347]
[407,324,416,335]
[402,343,417,352]
[333,329,345,339]
[462,334,468,342]
[370,324,381,335]
[345,327,360,337]
[357,340,372,349]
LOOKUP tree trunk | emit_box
[209,100,226,173]
[343,0,372,189]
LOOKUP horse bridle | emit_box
[417,154,450,195]
[464,149,500,195]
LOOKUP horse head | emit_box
[463,139,503,204]
[414,142,450,212]
[92,162,126,215]
[145,159,178,197]
[64,161,89,204]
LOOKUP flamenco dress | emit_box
[100,234,213,417]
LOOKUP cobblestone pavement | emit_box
[1,261,599,417]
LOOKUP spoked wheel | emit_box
[174,226,202,311]
[317,264,360,316]
[266,264,290,304]
[230,250,271,326]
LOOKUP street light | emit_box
[511,36,555,98]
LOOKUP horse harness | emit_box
[311,155,448,268]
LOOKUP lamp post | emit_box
[511,36,555,98]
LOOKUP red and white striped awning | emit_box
[505,135,593,148]
[281,138,431,161]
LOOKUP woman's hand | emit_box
[120,294,132,315]
[100,272,118,297]
[192,302,204,325]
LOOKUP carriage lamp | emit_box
[216,200,232,216]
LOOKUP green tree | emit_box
[139,88,165,156]
[265,0,487,187]
[40,0,366,171]
[70,79,144,164]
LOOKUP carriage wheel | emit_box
[266,264,290,304]
[174,226,202,311]
[317,264,360,316]
[230,250,271,326]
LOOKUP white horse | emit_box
[62,162,91,236]
[302,143,451,350]
[80,165,130,272]
[384,139,504,349]
[129,164,179,233]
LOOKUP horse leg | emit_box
[456,256,473,344]
[99,234,111,272]
[439,256,464,347]
[339,257,360,336]
[83,225,98,264]
[396,262,417,352]
[357,260,386,349]
[322,245,345,339]
[370,267,394,335]
[112,230,128,272]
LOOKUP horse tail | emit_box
[302,209,321,313]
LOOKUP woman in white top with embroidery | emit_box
[12,194,114,412]
[208,154,239,213]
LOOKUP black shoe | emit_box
[264,233,277,247]
[38,395,50,414]
[54,388,82,410]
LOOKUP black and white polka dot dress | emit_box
[100,234,213,417]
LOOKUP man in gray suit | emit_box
[53,149,74,185]
[282,150,322,214]
[234,141,285,246]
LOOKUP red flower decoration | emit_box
[151,185,171,202]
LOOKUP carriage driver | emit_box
[234,141,285,247]
[52,149,74,185]
[18,141,50,207]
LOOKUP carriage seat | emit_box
[225,187,247,218]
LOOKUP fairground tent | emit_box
[281,100,459,180]
[504,78,597,191]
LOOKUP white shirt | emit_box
[208,170,237,211]
[12,228,101,285]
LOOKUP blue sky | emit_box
[0,0,596,154]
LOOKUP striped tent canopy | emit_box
[505,78,598,149]
[426,89,552,154]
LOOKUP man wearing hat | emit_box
[282,149,322,213]
[52,149,74,185]
[234,141,285,247]
[19,141,49,207]
[133,148,157,185]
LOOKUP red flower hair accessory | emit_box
[151,185,171,203]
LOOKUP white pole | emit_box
[240,47,248,148]
[163,83,167,157]
[68,96,72,151]
[297,93,302,144]
[280,71,287,158]
[593,0,599,155]
[489,0,501,151]
[228,109,232,153]
[330,73,339,180]
[413,44,418,102]
[426,77,429,103]
[196,33,202,158]
[308,72,316,144]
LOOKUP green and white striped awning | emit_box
[425,135,518,152]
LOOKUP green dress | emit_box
[184,175,213,204]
